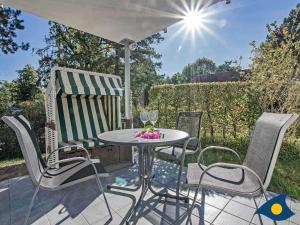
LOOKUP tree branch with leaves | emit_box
[0,6,29,54]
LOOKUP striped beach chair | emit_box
[45,67,125,165]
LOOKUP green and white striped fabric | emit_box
[54,68,123,149]
[55,69,124,97]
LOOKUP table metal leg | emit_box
[148,149,189,203]
[125,146,150,224]
[107,148,143,192]
[109,145,189,225]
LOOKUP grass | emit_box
[271,159,300,198]
[0,158,24,169]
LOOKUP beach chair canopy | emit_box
[45,67,124,164]
[55,68,124,97]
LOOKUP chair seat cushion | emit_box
[41,159,108,189]
[186,163,262,197]
[155,146,196,160]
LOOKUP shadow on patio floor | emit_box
[0,159,299,225]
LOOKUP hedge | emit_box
[147,82,298,141]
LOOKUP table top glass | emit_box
[98,128,189,147]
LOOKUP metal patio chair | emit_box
[185,112,298,225]
[2,115,112,225]
[155,112,203,194]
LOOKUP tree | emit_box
[217,60,241,72]
[181,57,217,82]
[0,81,15,115]
[193,57,217,75]
[248,4,300,113]
[131,61,165,98]
[37,21,165,94]
[0,6,29,54]
[14,65,40,102]
[0,79,45,159]
[169,72,186,84]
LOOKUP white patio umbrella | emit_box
[1,0,229,119]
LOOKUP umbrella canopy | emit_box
[1,0,225,43]
[1,0,228,119]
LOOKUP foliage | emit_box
[0,97,46,160]
[149,81,299,198]
[0,66,45,160]
[247,4,300,116]
[0,6,29,54]
[176,57,217,84]
[148,82,264,140]
[142,125,155,132]
[0,81,16,116]
[167,57,242,84]
[167,72,186,84]
[13,65,41,102]
[217,59,241,72]
[36,22,165,96]
[131,61,165,99]
[18,95,46,141]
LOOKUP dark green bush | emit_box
[0,96,45,160]
[148,82,299,140]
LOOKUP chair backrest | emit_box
[1,115,45,186]
[243,112,298,189]
[174,112,203,150]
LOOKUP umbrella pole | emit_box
[124,42,131,119]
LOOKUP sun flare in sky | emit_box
[167,0,228,46]
[183,8,206,32]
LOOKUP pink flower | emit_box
[135,130,161,139]
[153,132,161,139]
[135,131,142,137]
[144,132,150,138]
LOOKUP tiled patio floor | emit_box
[0,159,299,225]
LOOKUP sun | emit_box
[173,6,212,43]
[183,9,205,32]
[164,0,228,45]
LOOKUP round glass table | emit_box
[98,128,189,224]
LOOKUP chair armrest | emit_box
[182,137,199,152]
[180,137,199,166]
[197,146,242,165]
[47,157,88,168]
[155,146,173,152]
[196,162,266,195]
[46,145,91,165]
[43,156,88,173]
[38,156,108,189]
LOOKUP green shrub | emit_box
[0,95,45,160]
[148,82,299,140]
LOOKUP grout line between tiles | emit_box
[248,195,264,225]
[80,212,91,225]
[210,195,234,225]
[8,178,11,225]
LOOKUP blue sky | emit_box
[0,0,297,81]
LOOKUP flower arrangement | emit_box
[135,125,161,139]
